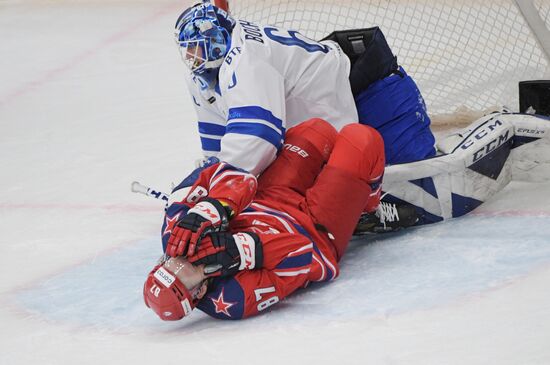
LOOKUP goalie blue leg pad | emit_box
[354,67,436,165]
[379,112,550,228]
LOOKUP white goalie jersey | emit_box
[184,19,358,176]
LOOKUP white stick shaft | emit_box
[131,181,169,202]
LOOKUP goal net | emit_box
[216,0,550,124]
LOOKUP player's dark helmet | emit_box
[175,2,235,81]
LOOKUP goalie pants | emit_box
[355,67,436,165]
[257,118,384,260]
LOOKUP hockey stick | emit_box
[132,180,223,274]
[131,181,169,203]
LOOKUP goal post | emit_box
[516,0,550,60]
[214,0,550,124]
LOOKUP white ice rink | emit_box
[1,1,550,364]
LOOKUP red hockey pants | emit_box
[257,118,385,260]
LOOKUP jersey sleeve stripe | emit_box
[283,219,337,281]
[226,122,283,149]
[312,244,336,281]
[274,268,311,277]
[228,118,284,135]
[287,242,314,255]
[250,203,297,222]
[319,250,337,278]
[228,106,284,130]
[200,136,221,152]
[198,121,226,136]
[369,186,381,196]
[311,253,326,281]
[239,211,296,233]
[275,252,312,270]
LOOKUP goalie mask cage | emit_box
[214,0,550,121]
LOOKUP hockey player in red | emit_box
[143,118,385,320]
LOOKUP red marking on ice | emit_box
[0,202,159,213]
[0,1,183,107]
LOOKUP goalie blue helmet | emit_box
[175,2,235,84]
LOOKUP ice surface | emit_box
[1,1,550,364]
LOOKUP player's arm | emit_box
[193,232,317,319]
[185,73,227,159]
[165,162,258,257]
[216,57,286,176]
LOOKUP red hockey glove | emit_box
[166,198,231,257]
[188,232,263,277]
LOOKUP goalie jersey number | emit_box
[264,27,330,53]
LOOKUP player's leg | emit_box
[305,124,385,260]
[257,118,338,196]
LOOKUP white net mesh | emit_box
[536,0,550,28]
[227,0,550,118]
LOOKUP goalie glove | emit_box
[187,232,264,277]
[166,198,232,257]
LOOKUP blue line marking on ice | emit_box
[15,214,550,329]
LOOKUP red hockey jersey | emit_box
[163,162,339,319]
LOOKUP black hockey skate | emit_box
[354,201,419,235]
